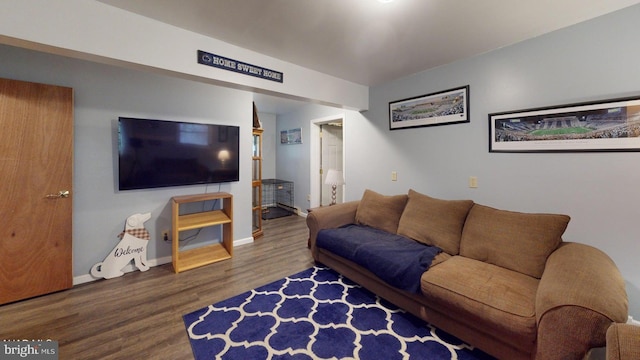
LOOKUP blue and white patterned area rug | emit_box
[183,266,495,360]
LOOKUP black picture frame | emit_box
[389,85,470,130]
[489,95,640,153]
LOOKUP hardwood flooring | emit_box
[0,214,314,360]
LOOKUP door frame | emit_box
[309,114,345,209]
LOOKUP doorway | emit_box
[309,114,345,208]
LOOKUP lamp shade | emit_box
[217,149,230,161]
[324,169,345,186]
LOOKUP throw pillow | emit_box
[355,189,408,234]
[459,204,570,279]
[397,190,474,255]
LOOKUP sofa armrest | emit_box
[306,201,359,255]
[606,323,640,360]
[535,242,628,359]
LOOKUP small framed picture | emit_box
[280,128,302,145]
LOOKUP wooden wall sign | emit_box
[198,50,284,83]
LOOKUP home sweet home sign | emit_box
[198,50,284,83]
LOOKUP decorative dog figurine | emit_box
[91,212,151,279]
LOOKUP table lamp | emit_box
[324,169,345,205]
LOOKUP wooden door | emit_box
[0,78,73,305]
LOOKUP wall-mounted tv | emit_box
[118,117,240,191]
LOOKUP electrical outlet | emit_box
[162,231,170,242]
[391,171,397,181]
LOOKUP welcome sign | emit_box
[198,50,284,83]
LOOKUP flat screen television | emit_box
[118,117,240,190]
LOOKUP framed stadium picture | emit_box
[389,85,469,130]
[489,95,640,153]
[280,128,302,145]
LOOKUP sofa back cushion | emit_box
[355,189,408,234]
[397,190,474,255]
[459,204,570,278]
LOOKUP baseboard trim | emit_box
[628,316,640,326]
[235,236,254,246]
[73,236,255,286]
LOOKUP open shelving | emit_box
[252,128,264,238]
[171,192,233,273]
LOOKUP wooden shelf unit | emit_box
[252,128,264,238]
[171,192,233,273]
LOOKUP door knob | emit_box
[45,190,70,199]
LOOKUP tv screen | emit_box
[118,117,240,190]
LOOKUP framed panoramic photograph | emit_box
[489,96,640,153]
[389,85,469,130]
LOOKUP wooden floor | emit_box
[0,214,313,360]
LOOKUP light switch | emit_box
[391,171,397,181]
[469,176,478,188]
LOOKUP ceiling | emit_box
[98,0,640,113]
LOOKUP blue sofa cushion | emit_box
[316,224,441,293]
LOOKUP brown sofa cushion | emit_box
[421,256,538,346]
[459,204,570,278]
[606,323,640,360]
[397,189,474,254]
[355,189,408,234]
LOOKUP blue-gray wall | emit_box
[366,5,640,317]
[1,3,638,320]
[0,44,254,280]
[279,5,640,318]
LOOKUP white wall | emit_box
[0,0,368,111]
[0,44,254,280]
